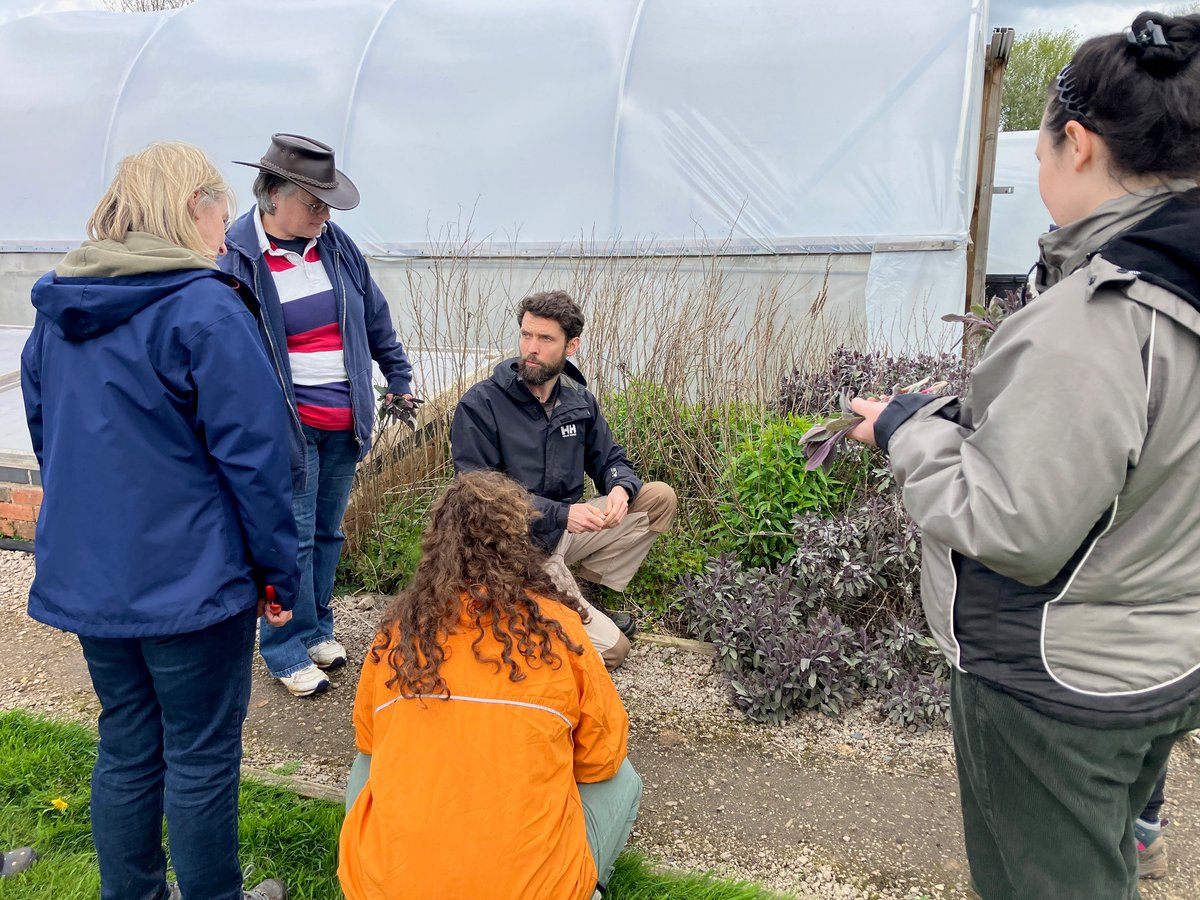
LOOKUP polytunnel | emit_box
[0,0,989,344]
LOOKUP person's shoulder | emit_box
[167,273,253,337]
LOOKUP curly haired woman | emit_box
[339,471,641,900]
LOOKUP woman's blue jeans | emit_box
[259,424,359,677]
[79,607,256,900]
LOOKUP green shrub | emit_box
[600,529,709,631]
[336,489,431,595]
[716,414,848,568]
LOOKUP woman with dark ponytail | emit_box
[844,11,1200,899]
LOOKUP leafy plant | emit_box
[683,558,869,723]
[879,671,951,731]
[336,489,431,594]
[600,529,709,632]
[775,347,971,418]
[716,414,847,569]
[791,473,921,624]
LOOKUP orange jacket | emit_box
[339,594,630,900]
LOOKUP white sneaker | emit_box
[277,664,330,698]
[307,639,347,670]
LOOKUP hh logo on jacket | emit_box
[560,424,577,438]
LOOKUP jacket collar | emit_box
[492,357,589,406]
[1036,180,1198,292]
[226,205,342,266]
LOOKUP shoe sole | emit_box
[282,678,330,699]
[311,656,346,671]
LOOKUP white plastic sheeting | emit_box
[987,130,1053,277]
[0,0,989,340]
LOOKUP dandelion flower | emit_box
[51,797,68,812]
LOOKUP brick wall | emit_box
[0,453,40,542]
[0,484,39,541]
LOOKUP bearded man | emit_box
[450,290,676,669]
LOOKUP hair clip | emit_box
[1054,64,1104,135]
[1125,20,1169,49]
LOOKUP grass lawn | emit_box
[0,710,775,899]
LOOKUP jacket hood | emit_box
[1036,180,1198,292]
[1100,188,1200,315]
[35,232,224,342]
[491,356,588,399]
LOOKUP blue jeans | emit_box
[260,424,359,677]
[79,607,256,900]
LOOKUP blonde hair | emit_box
[87,142,235,258]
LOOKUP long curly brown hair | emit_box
[371,470,590,698]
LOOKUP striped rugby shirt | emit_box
[253,212,352,431]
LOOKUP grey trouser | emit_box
[544,482,677,669]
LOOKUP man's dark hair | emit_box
[517,291,585,341]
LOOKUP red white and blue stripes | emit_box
[254,215,352,431]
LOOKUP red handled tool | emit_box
[265,585,281,615]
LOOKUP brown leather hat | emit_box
[234,133,360,210]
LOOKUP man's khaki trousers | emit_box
[543,482,676,669]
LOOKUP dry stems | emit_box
[343,242,863,554]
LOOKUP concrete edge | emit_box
[636,632,716,656]
[241,765,345,805]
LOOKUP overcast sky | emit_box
[989,0,1181,37]
[0,0,1182,39]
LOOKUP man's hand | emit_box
[567,502,607,533]
[603,485,629,529]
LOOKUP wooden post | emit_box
[965,28,1014,313]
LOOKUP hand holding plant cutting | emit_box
[375,385,425,433]
[800,377,948,470]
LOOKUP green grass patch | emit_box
[0,711,772,899]
[607,853,781,898]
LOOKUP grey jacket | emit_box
[875,184,1200,726]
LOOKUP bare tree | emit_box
[104,0,193,11]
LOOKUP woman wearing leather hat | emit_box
[222,134,415,699]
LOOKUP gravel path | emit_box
[3,549,1198,899]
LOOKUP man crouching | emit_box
[450,290,676,669]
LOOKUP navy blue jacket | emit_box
[221,209,413,484]
[450,358,642,549]
[22,263,299,638]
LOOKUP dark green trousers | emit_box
[950,670,1200,900]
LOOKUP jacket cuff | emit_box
[386,379,412,397]
[875,393,940,455]
[613,479,641,503]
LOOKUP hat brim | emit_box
[233,160,360,211]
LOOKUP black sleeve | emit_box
[583,400,643,501]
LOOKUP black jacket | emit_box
[450,358,643,549]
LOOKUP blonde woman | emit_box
[21,142,296,900]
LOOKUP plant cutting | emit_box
[800,377,948,471]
